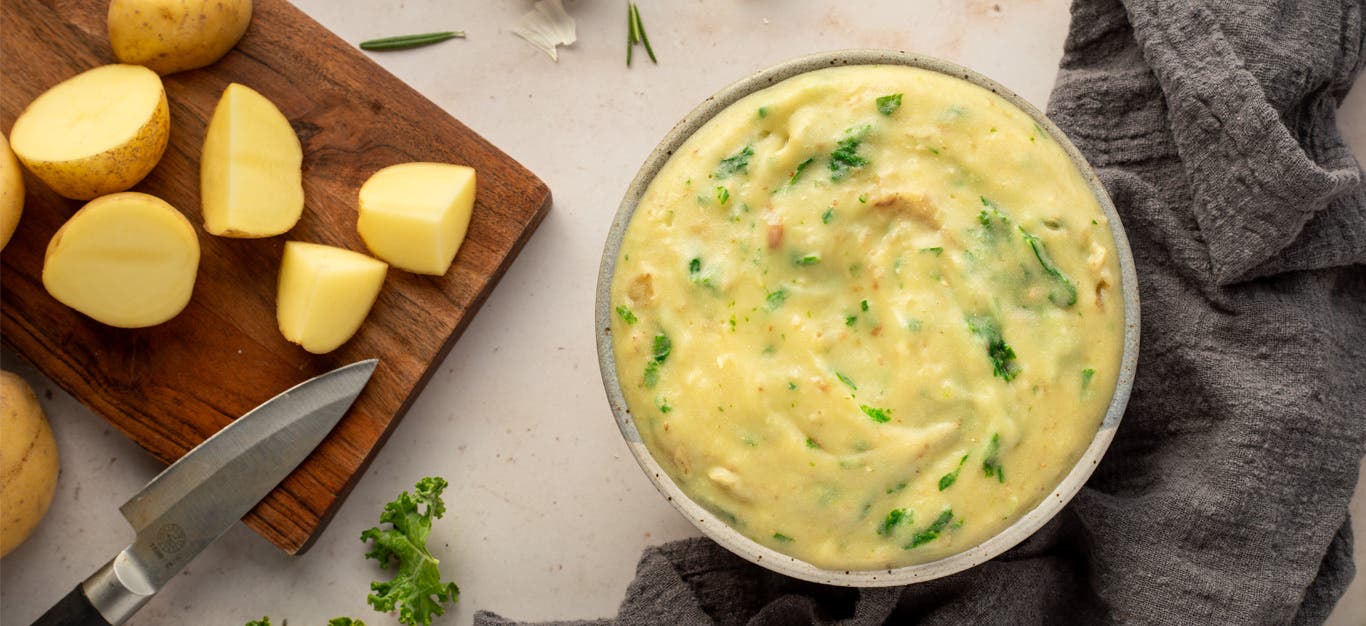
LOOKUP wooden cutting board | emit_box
[0,0,551,554]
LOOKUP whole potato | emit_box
[0,371,59,558]
[108,0,254,75]
[0,134,22,251]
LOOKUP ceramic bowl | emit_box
[595,49,1140,586]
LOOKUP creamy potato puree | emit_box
[610,65,1124,570]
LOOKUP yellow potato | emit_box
[357,163,476,275]
[9,65,169,201]
[43,192,200,328]
[201,83,304,238]
[0,371,59,558]
[277,242,387,354]
[0,134,23,251]
[108,0,254,75]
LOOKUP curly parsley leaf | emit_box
[876,93,903,115]
[361,477,460,626]
[716,145,755,178]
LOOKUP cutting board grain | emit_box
[0,0,550,554]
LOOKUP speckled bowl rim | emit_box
[595,49,1140,587]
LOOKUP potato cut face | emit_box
[42,192,199,328]
[10,65,164,162]
[201,83,304,238]
[357,162,476,275]
[277,242,387,354]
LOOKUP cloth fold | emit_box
[479,0,1366,623]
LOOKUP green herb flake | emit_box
[877,508,909,536]
[1082,368,1097,389]
[907,509,955,548]
[847,315,860,327]
[766,288,788,310]
[860,299,869,312]
[982,433,1005,482]
[796,253,822,266]
[829,128,871,181]
[805,437,819,449]
[715,186,730,205]
[688,257,701,277]
[835,371,857,390]
[716,145,755,179]
[658,398,671,414]
[886,480,908,494]
[907,319,923,332]
[652,333,672,363]
[966,315,1020,381]
[772,532,793,543]
[938,454,970,491]
[1019,227,1078,307]
[788,157,814,187]
[921,247,944,255]
[821,207,836,224]
[928,146,941,155]
[643,361,660,388]
[876,93,903,115]
[616,305,638,325]
[858,194,868,203]
[860,404,892,423]
[758,106,770,119]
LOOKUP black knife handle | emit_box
[31,585,113,626]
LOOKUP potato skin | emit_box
[0,371,59,558]
[108,0,254,75]
[14,88,170,201]
[0,134,23,251]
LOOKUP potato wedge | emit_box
[357,162,476,275]
[201,83,304,238]
[43,192,200,328]
[9,65,169,201]
[277,242,387,354]
[0,134,23,251]
[0,371,59,558]
[108,0,254,75]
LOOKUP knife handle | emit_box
[31,585,112,626]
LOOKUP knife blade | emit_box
[32,359,378,626]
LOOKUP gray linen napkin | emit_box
[478,0,1366,623]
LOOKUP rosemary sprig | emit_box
[626,2,657,66]
[359,31,465,51]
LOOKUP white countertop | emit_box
[3,2,1364,624]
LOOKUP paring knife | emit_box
[32,359,379,626]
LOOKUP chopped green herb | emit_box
[860,404,892,423]
[845,315,858,327]
[1082,368,1097,389]
[876,93,903,115]
[886,480,908,494]
[966,315,1020,381]
[688,257,701,276]
[977,209,993,227]
[860,299,869,312]
[1019,227,1078,307]
[715,186,730,205]
[928,146,940,155]
[835,371,857,390]
[907,509,955,548]
[877,508,909,536]
[805,437,819,449]
[829,128,871,181]
[821,207,835,224]
[643,361,660,388]
[788,157,814,187]
[360,31,464,51]
[796,253,822,266]
[938,454,970,491]
[765,288,788,310]
[728,314,737,331]
[716,146,755,178]
[921,247,944,255]
[758,106,770,119]
[907,319,923,332]
[788,381,798,390]
[658,398,671,413]
[616,305,638,325]
[772,532,793,543]
[858,194,868,203]
[982,433,1005,482]
[651,333,671,363]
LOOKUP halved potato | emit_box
[9,65,169,201]
[277,242,387,354]
[108,0,254,75]
[201,83,304,238]
[357,162,476,275]
[0,134,23,251]
[43,192,199,328]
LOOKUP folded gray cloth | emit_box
[478,0,1366,623]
